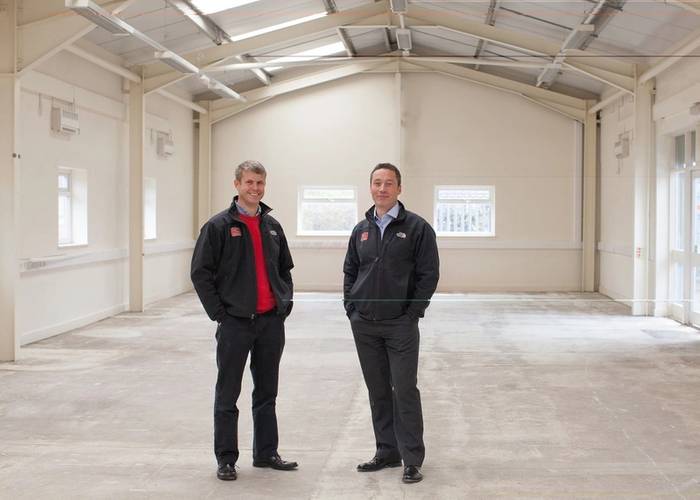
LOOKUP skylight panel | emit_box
[263,41,346,71]
[230,12,327,42]
[191,0,261,15]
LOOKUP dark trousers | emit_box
[350,313,425,466]
[214,312,285,466]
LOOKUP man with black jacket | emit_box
[191,160,297,481]
[343,163,440,484]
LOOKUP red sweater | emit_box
[239,213,276,313]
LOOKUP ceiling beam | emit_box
[588,89,627,114]
[64,44,139,82]
[166,0,227,45]
[16,0,138,75]
[639,25,700,84]
[336,27,357,56]
[562,59,634,94]
[536,0,621,90]
[322,0,338,14]
[404,5,634,78]
[398,60,585,121]
[165,0,270,85]
[141,1,391,90]
[653,0,700,15]
[156,89,208,113]
[474,0,500,70]
[401,59,586,111]
[206,55,556,73]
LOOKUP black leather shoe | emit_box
[402,465,423,483]
[356,456,402,472]
[252,453,298,470]
[216,463,237,481]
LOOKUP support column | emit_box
[581,100,598,292]
[632,76,655,316]
[129,78,144,312]
[195,101,211,234]
[0,0,18,361]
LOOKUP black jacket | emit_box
[191,197,294,321]
[343,201,439,321]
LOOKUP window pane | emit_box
[300,201,356,232]
[303,188,355,200]
[435,186,494,235]
[58,172,70,190]
[672,172,686,251]
[695,176,700,254]
[144,178,157,240]
[691,131,697,168]
[675,134,686,169]
[58,193,72,244]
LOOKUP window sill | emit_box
[296,231,352,237]
[437,233,495,238]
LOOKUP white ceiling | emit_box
[80,0,700,100]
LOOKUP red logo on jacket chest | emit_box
[361,231,369,242]
[230,227,241,237]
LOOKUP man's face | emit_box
[370,168,401,212]
[234,171,266,207]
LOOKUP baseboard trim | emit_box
[20,303,127,346]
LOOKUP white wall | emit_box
[16,49,195,345]
[598,94,635,302]
[143,93,195,305]
[211,71,582,292]
[597,57,700,313]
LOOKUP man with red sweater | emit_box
[191,160,296,481]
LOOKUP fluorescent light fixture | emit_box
[155,50,200,74]
[190,0,261,15]
[562,24,595,50]
[263,41,346,71]
[66,0,133,35]
[389,0,407,13]
[230,12,327,42]
[395,28,412,51]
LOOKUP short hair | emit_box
[235,160,266,181]
[370,162,401,187]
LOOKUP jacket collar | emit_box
[365,200,406,223]
[228,195,272,220]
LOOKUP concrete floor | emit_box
[2,292,700,499]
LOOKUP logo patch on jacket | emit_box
[230,227,241,237]
[396,232,407,239]
[270,230,278,236]
[361,231,369,242]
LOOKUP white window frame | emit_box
[57,166,88,247]
[297,185,358,236]
[144,177,157,241]
[433,185,496,237]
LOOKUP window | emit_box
[144,177,157,240]
[57,167,88,247]
[675,134,687,169]
[434,185,495,236]
[298,186,357,235]
[57,171,72,246]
